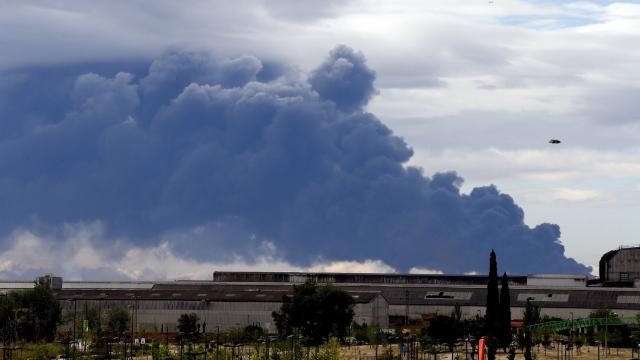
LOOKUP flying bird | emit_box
[549,139,561,144]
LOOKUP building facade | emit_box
[2,270,640,333]
[600,246,640,286]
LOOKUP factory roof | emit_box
[212,271,528,286]
[52,286,383,303]
[40,282,640,310]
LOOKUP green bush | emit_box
[311,337,339,360]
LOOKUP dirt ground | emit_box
[338,345,635,360]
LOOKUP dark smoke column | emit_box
[0,45,593,277]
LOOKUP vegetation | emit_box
[84,304,102,340]
[350,322,384,345]
[177,312,200,335]
[0,277,61,343]
[485,250,500,360]
[482,251,516,358]
[523,299,541,360]
[424,307,463,351]
[242,323,266,343]
[272,280,355,346]
[587,308,634,348]
[499,272,512,349]
[106,307,130,337]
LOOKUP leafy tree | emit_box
[522,300,540,360]
[177,313,200,338]
[540,315,562,323]
[106,308,130,337]
[499,273,512,349]
[589,309,630,347]
[242,324,265,343]
[84,304,103,341]
[272,280,354,346]
[485,250,500,360]
[351,322,370,343]
[463,315,485,358]
[425,312,463,351]
[351,322,384,345]
[5,278,61,342]
[589,308,617,320]
[0,293,17,344]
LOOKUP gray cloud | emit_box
[309,45,377,112]
[581,85,640,124]
[0,46,590,275]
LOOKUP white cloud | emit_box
[408,267,443,275]
[307,260,396,274]
[409,147,640,185]
[0,222,399,280]
[551,188,603,202]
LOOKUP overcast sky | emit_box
[1,0,639,279]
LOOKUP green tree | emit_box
[522,300,540,360]
[106,308,130,337]
[9,278,61,342]
[464,314,484,357]
[272,280,354,346]
[84,304,103,341]
[425,312,463,351]
[0,293,17,344]
[351,322,369,343]
[499,273,512,349]
[242,324,265,343]
[177,313,200,337]
[589,309,629,347]
[589,308,616,320]
[485,250,500,360]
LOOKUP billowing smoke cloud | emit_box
[0,221,397,281]
[0,45,590,276]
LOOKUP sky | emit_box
[1,0,639,280]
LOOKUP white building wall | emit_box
[63,298,387,334]
[526,275,587,287]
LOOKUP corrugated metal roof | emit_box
[13,278,640,310]
[213,271,528,286]
[517,293,569,302]
[52,287,382,303]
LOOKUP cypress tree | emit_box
[485,250,500,360]
[499,272,512,349]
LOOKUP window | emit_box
[620,272,630,281]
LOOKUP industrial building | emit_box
[2,269,640,333]
[600,246,640,287]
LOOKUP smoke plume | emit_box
[0,46,590,276]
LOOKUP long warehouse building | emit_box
[2,270,640,333]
